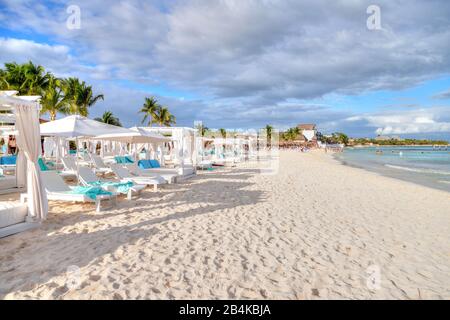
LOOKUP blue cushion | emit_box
[0,155,16,165]
[138,160,152,169]
[149,159,160,168]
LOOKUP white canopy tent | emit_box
[40,115,131,138]
[95,127,170,144]
[95,127,171,161]
[40,115,134,178]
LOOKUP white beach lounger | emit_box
[59,156,80,178]
[78,166,145,200]
[90,155,113,175]
[40,171,117,212]
[110,164,166,192]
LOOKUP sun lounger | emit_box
[109,163,166,191]
[40,171,117,212]
[38,157,76,180]
[90,155,113,175]
[78,166,145,200]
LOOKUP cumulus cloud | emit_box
[346,107,450,136]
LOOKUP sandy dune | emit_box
[1,150,449,299]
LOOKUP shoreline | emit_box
[1,150,449,299]
[332,147,450,194]
[347,144,449,148]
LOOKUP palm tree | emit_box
[94,111,122,127]
[196,123,209,137]
[62,77,81,114]
[22,61,50,95]
[62,78,103,116]
[0,69,10,90]
[265,124,273,147]
[219,128,227,139]
[40,75,68,121]
[3,62,27,93]
[139,97,160,126]
[153,106,176,126]
[3,61,50,95]
[75,82,103,116]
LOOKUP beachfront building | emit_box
[297,124,317,142]
[297,123,318,148]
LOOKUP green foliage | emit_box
[40,75,68,120]
[61,77,103,116]
[219,128,227,138]
[195,123,209,137]
[2,61,50,95]
[153,106,176,126]
[350,138,448,146]
[139,97,176,127]
[94,111,122,127]
[281,127,300,141]
[1,62,103,119]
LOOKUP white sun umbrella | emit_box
[95,127,171,160]
[40,115,132,178]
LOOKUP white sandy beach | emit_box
[1,150,449,299]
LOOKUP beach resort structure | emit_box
[297,124,318,145]
[0,91,47,237]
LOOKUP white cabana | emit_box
[0,92,48,237]
[138,127,197,176]
[40,115,133,178]
[95,127,171,161]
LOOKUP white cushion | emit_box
[0,202,28,228]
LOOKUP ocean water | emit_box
[335,146,450,193]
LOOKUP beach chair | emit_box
[61,156,78,173]
[90,155,113,175]
[40,171,117,212]
[78,166,145,200]
[109,163,166,191]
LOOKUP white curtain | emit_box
[16,148,26,187]
[43,137,56,158]
[14,104,48,221]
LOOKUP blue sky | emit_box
[1,0,450,140]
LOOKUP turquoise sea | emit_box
[335,146,450,193]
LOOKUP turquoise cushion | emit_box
[38,158,49,171]
[149,159,160,168]
[114,156,126,164]
[125,156,134,163]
